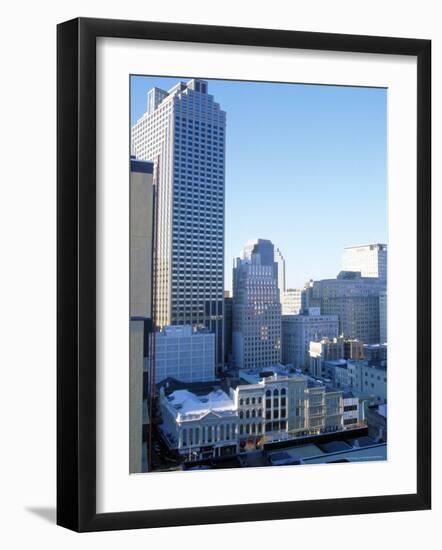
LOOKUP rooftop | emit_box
[162,388,236,421]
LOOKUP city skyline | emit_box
[129,77,388,473]
[131,75,387,290]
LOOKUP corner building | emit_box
[131,79,226,367]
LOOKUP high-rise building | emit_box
[131,79,226,367]
[379,290,387,343]
[224,290,233,365]
[274,247,286,297]
[281,308,339,370]
[342,243,387,281]
[232,240,281,369]
[282,288,303,315]
[303,271,385,344]
[129,158,154,473]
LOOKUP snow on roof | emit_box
[165,388,236,420]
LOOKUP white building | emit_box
[379,290,387,343]
[159,387,238,460]
[230,382,265,450]
[152,325,216,384]
[342,243,387,281]
[131,79,226,367]
[281,308,339,370]
[232,240,281,369]
[282,288,303,315]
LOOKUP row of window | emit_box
[239,409,262,419]
[239,423,262,435]
[181,423,235,447]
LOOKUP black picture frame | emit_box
[57,17,431,532]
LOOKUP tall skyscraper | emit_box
[131,79,226,367]
[232,239,281,369]
[342,243,387,281]
[242,238,282,298]
[274,247,286,297]
[224,290,233,365]
[129,158,154,473]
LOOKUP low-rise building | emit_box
[342,391,360,428]
[234,366,344,443]
[309,336,364,377]
[158,386,238,461]
[367,403,387,442]
[323,359,387,405]
[230,382,266,451]
[364,343,387,364]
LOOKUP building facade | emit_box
[303,272,385,344]
[131,79,226,367]
[309,336,364,377]
[232,240,281,369]
[151,325,215,384]
[274,247,286,297]
[282,288,303,315]
[129,158,154,473]
[230,382,266,450]
[159,387,238,460]
[342,392,360,428]
[281,308,339,370]
[323,359,387,404]
[342,243,387,281]
[235,368,344,442]
[379,290,387,344]
[223,291,233,366]
[159,367,347,459]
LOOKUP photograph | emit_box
[129,75,388,474]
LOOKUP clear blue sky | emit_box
[131,75,387,291]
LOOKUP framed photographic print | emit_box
[57,17,431,532]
